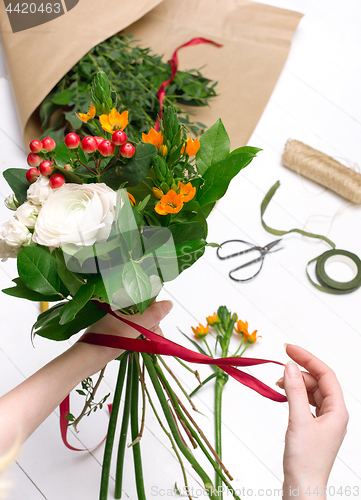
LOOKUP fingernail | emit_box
[275,377,284,387]
[284,343,290,350]
[286,361,300,378]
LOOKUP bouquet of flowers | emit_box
[0,71,262,499]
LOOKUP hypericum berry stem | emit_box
[75,152,97,175]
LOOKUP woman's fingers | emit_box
[116,300,173,331]
[283,361,314,424]
[285,345,348,420]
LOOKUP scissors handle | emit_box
[229,257,265,282]
[216,239,260,260]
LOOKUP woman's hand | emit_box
[76,300,174,375]
[277,345,349,499]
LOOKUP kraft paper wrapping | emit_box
[0,0,302,148]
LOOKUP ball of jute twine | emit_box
[282,139,361,204]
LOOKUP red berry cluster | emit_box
[25,131,136,189]
[76,131,135,158]
[26,137,65,189]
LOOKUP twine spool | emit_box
[282,140,361,204]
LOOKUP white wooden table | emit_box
[1,0,361,498]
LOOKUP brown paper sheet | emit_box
[0,0,164,143]
[0,0,302,148]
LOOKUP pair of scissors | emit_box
[216,239,283,282]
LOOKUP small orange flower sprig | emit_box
[234,319,262,357]
[185,305,260,480]
[140,107,203,224]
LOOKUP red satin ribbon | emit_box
[60,303,287,450]
[60,395,112,451]
[80,302,287,403]
[155,37,223,131]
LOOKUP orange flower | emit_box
[76,102,96,122]
[153,187,164,199]
[234,320,261,344]
[100,109,129,133]
[192,323,209,339]
[127,192,136,206]
[142,128,164,150]
[206,313,220,326]
[178,181,196,202]
[155,190,184,215]
[181,137,200,156]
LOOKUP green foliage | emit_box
[32,300,106,341]
[196,148,261,206]
[17,246,62,296]
[54,249,85,296]
[59,283,95,325]
[122,261,152,315]
[105,143,157,188]
[196,119,230,175]
[39,33,217,141]
[3,169,29,205]
[2,277,60,302]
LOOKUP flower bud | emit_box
[152,187,164,199]
[153,156,169,182]
[4,194,19,211]
[158,144,168,157]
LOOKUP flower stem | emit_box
[114,356,133,499]
[189,373,218,398]
[144,384,193,500]
[174,357,202,385]
[99,356,128,500]
[158,355,199,412]
[130,354,146,500]
[215,372,227,499]
[142,354,218,500]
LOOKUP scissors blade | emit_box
[263,239,282,252]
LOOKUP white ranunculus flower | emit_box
[33,183,117,248]
[0,219,32,261]
[15,202,39,229]
[27,175,52,206]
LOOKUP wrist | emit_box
[70,341,122,378]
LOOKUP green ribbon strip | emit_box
[261,181,361,295]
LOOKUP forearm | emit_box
[283,479,328,499]
[0,341,121,455]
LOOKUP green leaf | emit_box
[168,222,205,245]
[59,284,95,325]
[2,277,60,302]
[32,302,65,334]
[3,169,29,205]
[196,119,230,175]
[197,150,261,206]
[54,141,73,167]
[136,194,151,213]
[64,111,82,130]
[54,249,85,296]
[122,261,152,314]
[115,190,142,259]
[52,89,73,105]
[53,165,84,184]
[17,247,61,296]
[33,301,106,341]
[106,143,157,188]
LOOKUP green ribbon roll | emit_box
[261,181,361,295]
